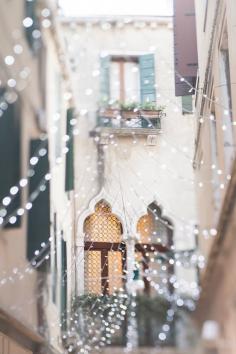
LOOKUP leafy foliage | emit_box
[135,294,175,347]
[71,293,129,350]
[140,102,166,111]
[99,99,166,113]
[120,101,139,111]
[70,293,176,350]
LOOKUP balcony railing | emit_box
[95,108,164,135]
[98,116,161,129]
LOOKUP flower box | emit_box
[100,108,120,118]
[140,109,163,118]
[121,110,139,119]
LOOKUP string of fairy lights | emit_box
[0,154,200,352]
[0,9,159,354]
[0,153,95,279]
[3,255,193,353]
[93,112,225,237]
[0,198,199,308]
[0,243,189,353]
[0,238,188,352]
[1,3,235,353]
[0,194,131,352]
[0,110,196,346]
[66,84,203,353]
[0,165,200,352]
[0,112,195,348]
[65,16,236,125]
[0,55,230,230]
[0,117,222,238]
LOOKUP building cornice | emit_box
[60,15,173,25]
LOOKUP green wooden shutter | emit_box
[139,54,156,104]
[54,72,62,159]
[52,213,58,304]
[133,269,140,280]
[27,139,50,263]
[65,108,74,191]
[100,55,110,102]
[25,0,41,53]
[0,90,21,228]
[182,95,193,114]
[61,236,67,331]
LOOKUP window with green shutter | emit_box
[99,53,156,105]
[139,54,156,104]
[65,108,74,192]
[61,236,67,332]
[27,139,50,264]
[52,212,58,304]
[182,95,193,114]
[54,72,62,159]
[0,89,21,228]
[100,55,111,102]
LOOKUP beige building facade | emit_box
[62,6,198,351]
[0,1,75,353]
[193,0,236,353]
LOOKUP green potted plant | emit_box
[99,99,121,118]
[140,102,165,118]
[120,101,139,119]
[139,103,165,129]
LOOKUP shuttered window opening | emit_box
[109,60,140,103]
[182,95,193,114]
[52,213,58,304]
[27,139,50,265]
[61,236,67,332]
[0,90,21,228]
[54,72,63,159]
[65,108,74,191]
[100,53,156,104]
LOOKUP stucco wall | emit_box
[63,15,197,296]
[194,0,236,259]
